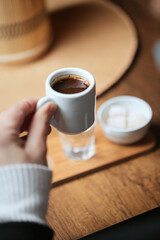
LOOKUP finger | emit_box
[20,112,35,133]
[0,98,38,138]
[19,125,51,148]
[20,110,51,133]
[25,102,56,161]
[20,125,51,138]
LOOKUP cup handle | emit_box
[36,96,55,110]
[37,96,58,128]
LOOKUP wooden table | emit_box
[46,0,160,239]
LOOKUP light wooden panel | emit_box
[47,124,156,186]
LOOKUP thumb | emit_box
[25,102,56,163]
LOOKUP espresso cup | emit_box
[37,68,96,134]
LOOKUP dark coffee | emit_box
[51,76,90,94]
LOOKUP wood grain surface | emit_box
[46,0,160,239]
[47,125,156,186]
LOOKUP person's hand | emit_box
[0,98,56,167]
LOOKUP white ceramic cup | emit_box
[37,68,96,134]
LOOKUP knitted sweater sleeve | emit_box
[0,164,52,226]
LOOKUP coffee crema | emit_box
[51,76,90,94]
